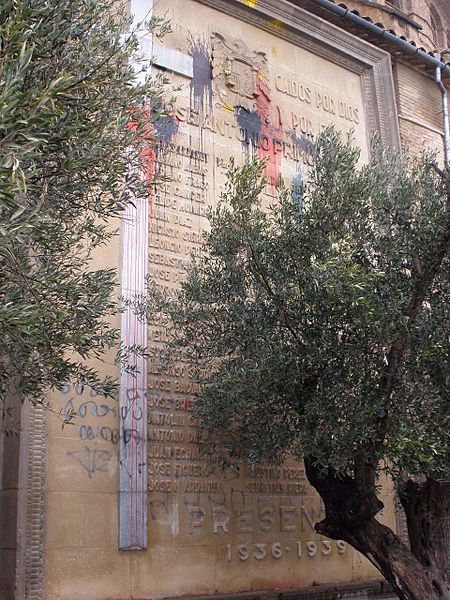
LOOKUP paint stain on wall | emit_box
[152,110,179,144]
[268,18,283,30]
[235,107,261,152]
[128,108,156,190]
[255,77,282,187]
[234,72,283,188]
[190,39,213,112]
[127,108,156,227]
[287,128,316,162]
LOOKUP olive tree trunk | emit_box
[305,459,450,600]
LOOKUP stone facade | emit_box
[1,0,448,598]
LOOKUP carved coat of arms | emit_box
[211,32,269,113]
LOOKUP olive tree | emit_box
[161,131,449,600]
[0,0,168,429]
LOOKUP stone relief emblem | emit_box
[211,32,269,112]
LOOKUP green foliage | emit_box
[163,129,449,482]
[0,0,168,425]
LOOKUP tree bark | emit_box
[401,478,450,596]
[305,458,450,600]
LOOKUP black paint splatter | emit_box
[152,111,179,144]
[287,128,316,161]
[235,107,261,152]
[190,39,213,112]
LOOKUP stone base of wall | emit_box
[281,580,395,599]
[164,581,395,600]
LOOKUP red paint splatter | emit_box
[255,74,282,190]
[127,108,155,212]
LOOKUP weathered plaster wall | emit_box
[394,61,447,162]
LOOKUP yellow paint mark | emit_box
[268,18,283,30]
[242,0,257,8]
[223,102,234,113]
[256,70,269,84]
[271,46,278,57]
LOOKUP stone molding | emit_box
[195,0,401,151]
[16,402,47,600]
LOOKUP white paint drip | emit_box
[118,0,154,551]
[171,501,180,537]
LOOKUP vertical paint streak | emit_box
[117,0,153,552]
[171,501,180,537]
[119,110,152,551]
[142,119,154,545]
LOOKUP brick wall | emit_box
[393,62,447,163]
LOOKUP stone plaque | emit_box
[43,1,399,598]
[142,0,398,595]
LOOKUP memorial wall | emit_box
[43,0,401,598]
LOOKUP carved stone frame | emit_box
[196,0,401,151]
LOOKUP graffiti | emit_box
[123,427,143,445]
[65,446,113,479]
[119,457,146,479]
[120,403,143,422]
[79,425,120,444]
[63,399,117,419]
